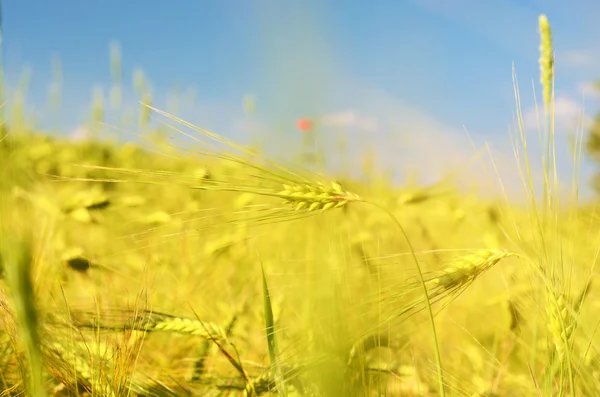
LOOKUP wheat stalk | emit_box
[427,249,515,292]
[243,371,275,397]
[242,365,307,397]
[49,340,117,397]
[545,288,575,363]
[347,333,391,368]
[50,341,94,383]
[538,14,554,114]
[278,181,359,211]
[136,314,228,339]
[70,310,229,342]
[373,249,516,327]
[1,236,48,397]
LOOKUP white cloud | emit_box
[345,78,599,201]
[578,81,600,100]
[322,81,553,200]
[320,110,356,126]
[319,110,378,133]
[523,95,590,132]
[559,50,598,68]
[69,125,90,141]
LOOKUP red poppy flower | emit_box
[296,118,313,132]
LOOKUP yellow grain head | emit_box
[538,14,554,113]
[545,288,574,362]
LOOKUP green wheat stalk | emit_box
[261,261,287,397]
[1,236,48,397]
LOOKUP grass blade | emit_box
[1,236,48,397]
[261,261,287,397]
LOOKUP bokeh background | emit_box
[4,0,600,198]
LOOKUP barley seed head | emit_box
[545,289,575,361]
[278,181,360,212]
[538,14,554,111]
[428,249,514,292]
[137,315,229,341]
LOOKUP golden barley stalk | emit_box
[372,249,516,339]
[69,168,361,214]
[506,299,523,334]
[538,14,554,113]
[191,310,240,382]
[545,288,575,362]
[50,341,94,382]
[80,311,230,342]
[136,314,229,340]
[49,341,117,397]
[347,333,390,368]
[277,181,360,211]
[68,310,230,344]
[0,332,15,365]
[427,249,515,293]
[244,372,275,397]
[60,104,363,253]
[243,365,305,397]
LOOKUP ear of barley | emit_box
[277,181,360,212]
[427,249,515,293]
[69,105,362,223]
[191,310,240,382]
[67,310,229,343]
[538,14,554,113]
[347,333,390,368]
[506,299,523,334]
[243,365,306,397]
[49,340,117,397]
[51,341,93,382]
[545,288,575,362]
[0,331,15,368]
[136,314,229,340]
[373,249,516,338]
[244,372,275,397]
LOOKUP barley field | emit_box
[1,13,600,397]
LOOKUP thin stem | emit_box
[363,200,445,397]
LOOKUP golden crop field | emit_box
[1,14,599,397]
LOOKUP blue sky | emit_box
[4,0,600,199]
